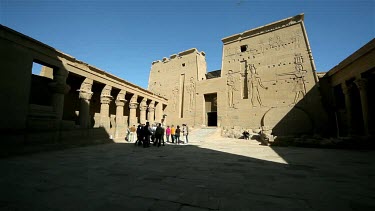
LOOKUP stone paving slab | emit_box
[0,130,374,211]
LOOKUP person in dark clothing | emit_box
[175,125,181,145]
[136,124,143,146]
[154,123,165,147]
[143,122,152,148]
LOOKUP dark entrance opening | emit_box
[207,112,217,126]
[204,93,217,127]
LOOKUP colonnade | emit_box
[52,71,168,138]
[341,77,370,136]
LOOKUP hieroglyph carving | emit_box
[247,64,268,107]
[227,70,238,108]
[269,34,284,51]
[291,30,303,49]
[172,83,179,111]
[187,77,196,111]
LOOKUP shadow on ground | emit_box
[0,141,374,211]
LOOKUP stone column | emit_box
[162,105,167,126]
[78,78,93,128]
[155,102,163,123]
[354,78,369,136]
[139,98,148,124]
[129,94,138,126]
[48,67,70,120]
[148,100,155,124]
[100,85,113,132]
[342,83,353,135]
[115,90,127,138]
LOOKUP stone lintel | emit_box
[221,13,304,44]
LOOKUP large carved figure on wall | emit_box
[227,70,238,108]
[277,54,307,104]
[172,83,179,111]
[187,77,196,111]
[248,64,268,107]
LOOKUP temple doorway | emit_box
[204,93,217,127]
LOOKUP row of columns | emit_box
[75,77,166,138]
[341,78,369,136]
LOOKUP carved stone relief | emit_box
[247,64,268,107]
[187,77,196,111]
[227,70,238,108]
[172,83,179,111]
[276,53,307,104]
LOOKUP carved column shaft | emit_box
[147,100,155,123]
[140,106,147,124]
[155,102,163,124]
[147,107,155,123]
[114,89,127,138]
[49,67,70,120]
[78,78,93,128]
[139,98,148,124]
[354,78,369,135]
[342,83,353,135]
[129,103,138,126]
[99,85,113,131]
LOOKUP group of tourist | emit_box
[126,123,189,148]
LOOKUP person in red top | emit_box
[165,125,171,143]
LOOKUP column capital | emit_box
[100,96,113,104]
[148,106,155,112]
[116,89,127,101]
[140,106,148,111]
[354,78,367,91]
[78,78,93,100]
[115,99,127,107]
[341,83,353,95]
[79,90,93,101]
[129,102,138,109]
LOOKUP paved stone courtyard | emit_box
[1,129,374,211]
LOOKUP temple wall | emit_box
[148,14,329,136]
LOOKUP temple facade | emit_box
[149,14,329,137]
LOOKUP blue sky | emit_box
[1,0,374,89]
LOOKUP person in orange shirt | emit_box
[170,125,176,143]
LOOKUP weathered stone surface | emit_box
[148,14,327,137]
